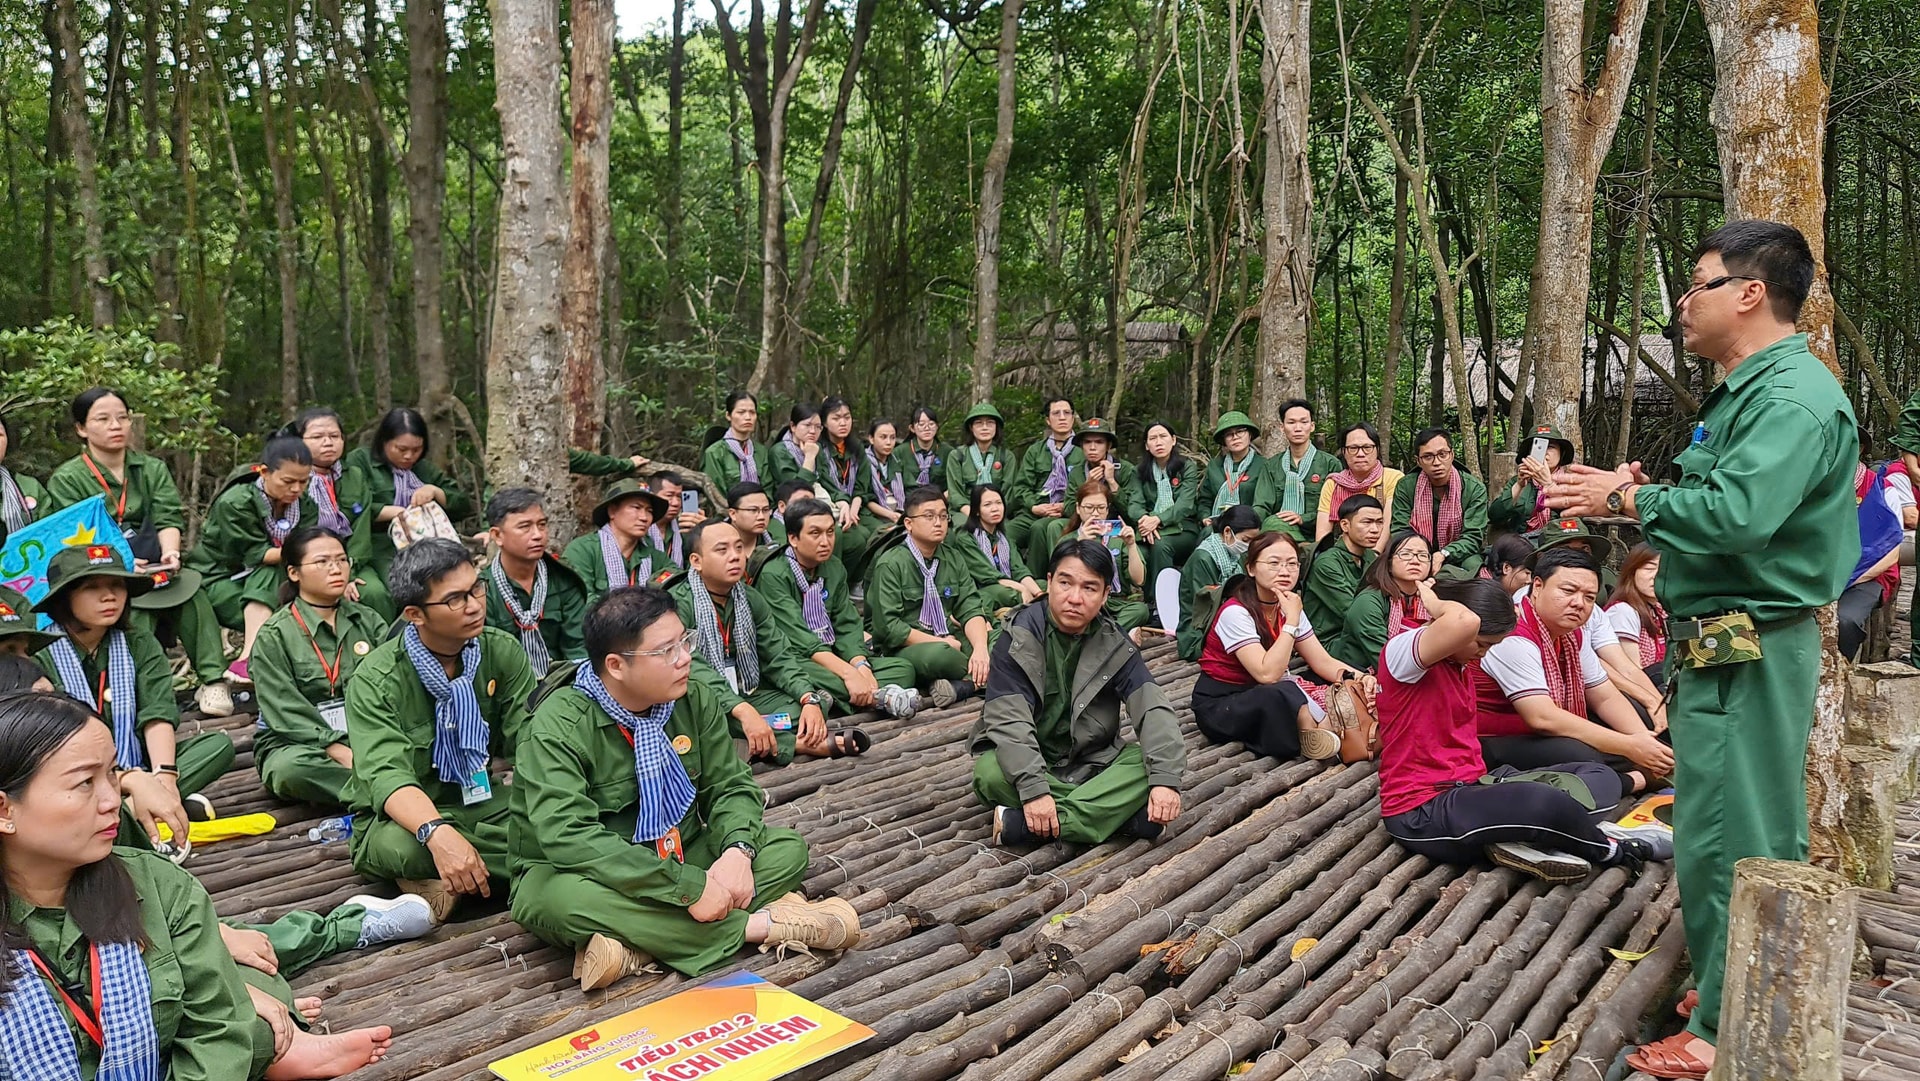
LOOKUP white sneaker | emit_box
[1488,841,1592,883]
[1599,821,1675,862]
[195,681,235,718]
[879,685,920,720]
[348,894,438,948]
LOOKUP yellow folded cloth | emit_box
[155,813,278,845]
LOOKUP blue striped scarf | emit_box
[575,666,694,844]
[48,632,141,770]
[401,625,490,784]
[0,940,159,1081]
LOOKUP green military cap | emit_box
[593,478,670,528]
[43,544,156,608]
[1524,424,1578,465]
[1073,417,1117,448]
[962,402,1004,426]
[1530,515,1613,565]
[1213,410,1261,444]
[1890,389,1920,456]
[0,586,56,653]
[132,564,204,611]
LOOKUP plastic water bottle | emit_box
[307,815,353,843]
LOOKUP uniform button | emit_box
[680,895,691,903]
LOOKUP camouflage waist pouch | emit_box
[1667,611,1763,670]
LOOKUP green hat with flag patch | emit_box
[1212,411,1261,444]
[1529,516,1613,565]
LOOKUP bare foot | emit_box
[295,997,324,1024]
[264,1026,394,1080]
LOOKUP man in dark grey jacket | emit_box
[970,538,1186,845]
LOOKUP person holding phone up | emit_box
[1062,480,1151,635]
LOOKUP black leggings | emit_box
[1191,674,1309,759]
[1479,734,1637,786]
[1383,762,1624,864]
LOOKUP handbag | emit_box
[1324,678,1379,763]
[388,502,461,551]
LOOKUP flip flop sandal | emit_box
[1625,1032,1712,1080]
[828,729,872,758]
[1677,989,1698,1018]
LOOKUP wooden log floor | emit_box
[175,638,1920,1081]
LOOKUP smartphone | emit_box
[681,490,700,515]
[1528,436,1550,463]
[1098,519,1125,542]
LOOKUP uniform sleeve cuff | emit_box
[674,862,708,908]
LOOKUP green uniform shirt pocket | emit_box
[1674,441,1719,486]
[143,944,188,1045]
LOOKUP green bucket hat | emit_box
[1213,410,1261,444]
[1073,417,1117,448]
[962,402,1004,427]
[1530,516,1613,565]
[593,478,669,528]
[43,544,155,610]
[0,586,56,653]
[131,564,204,611]
[1524,424,1577,466]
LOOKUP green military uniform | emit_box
[1006,435,1085,555]
[817,438,880,563]
[1029,419,1142,572]
[1130,454,1207,586]
[901,440,948,494]
[561,530,673,604]
[669,577,817,765]
[1329,588,1405,671]
[750,546,917,709]
[947,404,1010,517]
[345,626,535,885]
[1389,467,1491,578]
[767,434,822,491]
[0,466,49,525]
[1631,332,1858,1047]
[1175,537,1241,661]
[699,433,773,495]
[1301,541,1375,647]
[1198,412,1268,524]
[509,677,809,975]
[970,603,1185,844]
[567,447,643,479]
[34,626,235,801]
[1253,443,1342,541]
[45,451,228,684]
[954,526,1033,611]
[307,462,394,621]
[867,538,989,685]
[485,554,590,667]
[187,469,321,630]
[1489,426,1576,534]
[859,446,912,533]
[1100,541,1152,632]
[250,597,387,805]
[10,850,267,1080]
[342,446,474,580]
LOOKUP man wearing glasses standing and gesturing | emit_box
[1318,422,1405,548]
[1547,221,1857,1080]
[1391,428,1489,579]
[346,537,537,925]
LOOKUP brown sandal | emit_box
[1625,1032,1712,1080]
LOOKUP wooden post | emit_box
[1709,858,1855,1081]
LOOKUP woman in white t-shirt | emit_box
[1193,532,1374,761]
[1604,544,1666,678]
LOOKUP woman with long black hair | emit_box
[342,407,472,580]
[1331,529,1434,671]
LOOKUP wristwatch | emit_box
[1605,482,1637,515]
[415,818,448,845]
[726,840,758,860]
[800,691,833,711]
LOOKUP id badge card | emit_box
[655,826,685,863]
[460,768,494,806]
[722,664,740,693]
[318,699,348,733]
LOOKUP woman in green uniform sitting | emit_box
[0,691,396,1080]
[35,545,236,829]
[284,408,391,621]
[699,391,772,494]
[562,480,673,604]
[345,407,472,581]
[904,406,946,491]
[0,414,48,531]
[1332,529,1433,671]
[1490,425,1576,534]
[45,388,234,717]
[945,403,1009,520]
[958,483,1042,611]
[1132,420,1206,585]
[769,402,825,491]
[861,417,909,532]
[1059,479,1151,634]
[817,397,877,561]
[189,437,316,685]
[250,528,387,807]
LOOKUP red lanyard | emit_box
[289,605,347,694]
[25,943,107,1049]
[81,454,128,524]
[1260,604,1286,643]
[318,472,339,509]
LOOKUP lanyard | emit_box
[1260,603,1286,643]
[25,942,107,1050]
[289,605,347,694]
[81,453,128,524]
[319,471,339,510]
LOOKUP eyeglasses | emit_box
[1681,274,1789,302]
[1416,448,1454,463]
[1344,443,1377,452]
[299,556,354,571]
[1394,549,1432,564]
[1254,558,1300,571]
[733,504,772,516]
[422,581,489,613]
[909,511,951,523]
[622,630,697,662]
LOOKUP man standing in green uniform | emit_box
[563,479,673,603]
[972,538,1186,845]
[345,537,537,923]
[1390,428,1489,579]
[484,487,589,672]
[1302,493,1385,642]
[752,497,922,719]
[1253,399,1342,540]
[669,521,841,765]
[1007,397,1084,553]
[1549,221,1858,1081]
[1198,411,1267,527]
[868,486,995,704]
[509,587,860,990]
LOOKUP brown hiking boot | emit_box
[576,933,658,991]
[396,878,456,924]
[761,896,862,953]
